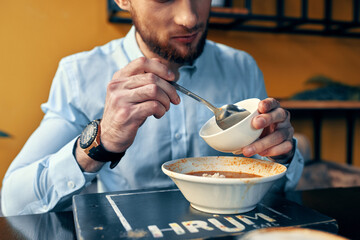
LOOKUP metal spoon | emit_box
[170,82,251,130]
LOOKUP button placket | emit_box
[169,71,188,159]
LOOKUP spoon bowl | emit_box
[215,104,251,130]
[170,82,250,130]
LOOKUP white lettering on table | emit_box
[236,213,276,225]
[208,217,245,232]
[147,213,277,238]
[169,223,186,235]
[252,222,280,229]
[148,225,164,238]
[182,220,214,233]
[105,190,283,239]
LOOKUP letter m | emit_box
[236,213,276,225]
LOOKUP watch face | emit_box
[80,121,98,149]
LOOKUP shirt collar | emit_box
[123,26,144,61]
[179,43,209,77]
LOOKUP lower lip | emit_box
[173,33,198,44]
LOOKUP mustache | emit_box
[178,22,206,34]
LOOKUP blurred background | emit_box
[0,0,359,188]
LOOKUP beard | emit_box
[131,11,208,65]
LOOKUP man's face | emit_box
[121,0,212,64]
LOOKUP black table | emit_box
[0,187,359,240]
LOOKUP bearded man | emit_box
[1,0,304,216]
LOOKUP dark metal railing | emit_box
[107,0,360,38]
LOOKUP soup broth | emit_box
[187,171,262,178]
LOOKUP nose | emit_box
[173,0,198,29]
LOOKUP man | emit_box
[1,0,304,216]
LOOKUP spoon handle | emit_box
[170,82,218,113]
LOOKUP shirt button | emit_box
[67,181,75,189]
[175,133,181,140]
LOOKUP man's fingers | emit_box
[111,58,180,106]
[128,84,172,111]
[245,98,295,161]
[258,140,294,158]
[134,101,168,120]
[242,128,292,157]
[275,110,292,129]
[252,107,289,129]
[114,57,175,81]
[127,74,180,105]
[258,98,280,114]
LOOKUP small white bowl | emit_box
[199,98,263,154]
[162,156,287,214]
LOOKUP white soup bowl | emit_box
[162,156,287,214]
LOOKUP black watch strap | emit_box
[88,144,125,169]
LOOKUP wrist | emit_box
[78,119,125,169]
[74,138,105,172]
[99,121,127,153]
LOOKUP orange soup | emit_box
[187,171,262,178]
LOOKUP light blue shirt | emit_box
[2,27,304,216]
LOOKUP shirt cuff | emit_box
[50,137,97,193]
[48,137,97,202]
[283,138,305,191]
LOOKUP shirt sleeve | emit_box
[1,61,97,216]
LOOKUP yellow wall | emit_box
[1,1,360,184]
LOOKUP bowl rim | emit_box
[199,98,261,138]
[161,156,287,184]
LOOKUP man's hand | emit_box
[242,98,295,163]
[76,57,180,172]
[101,57,180,153]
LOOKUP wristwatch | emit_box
[79,119,125,169]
